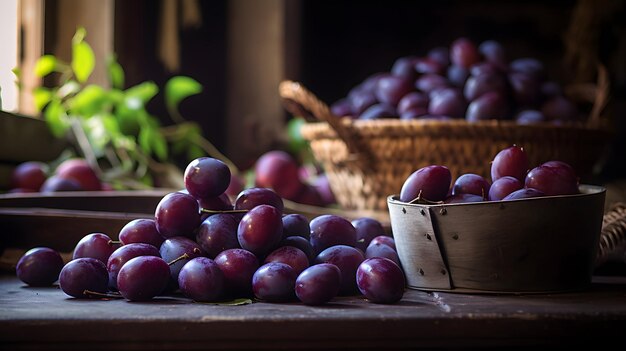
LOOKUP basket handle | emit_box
[565,64,611,128]
[279,80,372,169]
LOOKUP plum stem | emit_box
[408,190,444,205]
[168,253,190,266]
[83,290,123,299]
[108,240,122,246]
[200,208,249,214]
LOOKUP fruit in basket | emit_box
[516,110,546,124]
[375,76,413,106]
[428,88,466,118]
[329,37,580,122]
[11,162,48,192]
[16,247,64,286]
[360,103,398,120]
[356,258,405,304]
[399,165,452,202]
[541,96,578,122]
[450,38,481,69]
[465,91,509,121]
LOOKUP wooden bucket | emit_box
[387,185,606,293]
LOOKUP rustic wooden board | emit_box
[0,191,167,253]
[0,191,391,253]
[0,275,625,350]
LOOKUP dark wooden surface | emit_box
[1,274,626,350]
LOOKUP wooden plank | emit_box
[0,275,625,349]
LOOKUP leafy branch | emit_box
[23,27,237,189]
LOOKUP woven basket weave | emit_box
[279,77,612,212]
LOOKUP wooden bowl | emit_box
[387,185,606,293]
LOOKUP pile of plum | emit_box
[16,157,404,305]
[331,38,580,123]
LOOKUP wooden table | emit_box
[1,274,625,350]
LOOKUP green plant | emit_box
[18,27,236,189]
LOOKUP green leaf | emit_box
[138,128,152,155]
[125,81,158,104]
[69,85,110,116]
[34,55,57,77]
[151,132,168,161]
[12,67,22,89]
[286,117,308,155]
[33,87,52,112]
[44,99,69,137]
[107,89,124,104]
[107,55,125,89]
[165,76,202,112]
[101,114,121,137]
[72,41,95,83]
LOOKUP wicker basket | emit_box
[279,74,612,212]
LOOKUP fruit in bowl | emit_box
[399,145,580,205]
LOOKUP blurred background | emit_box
[0,0,624,182]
